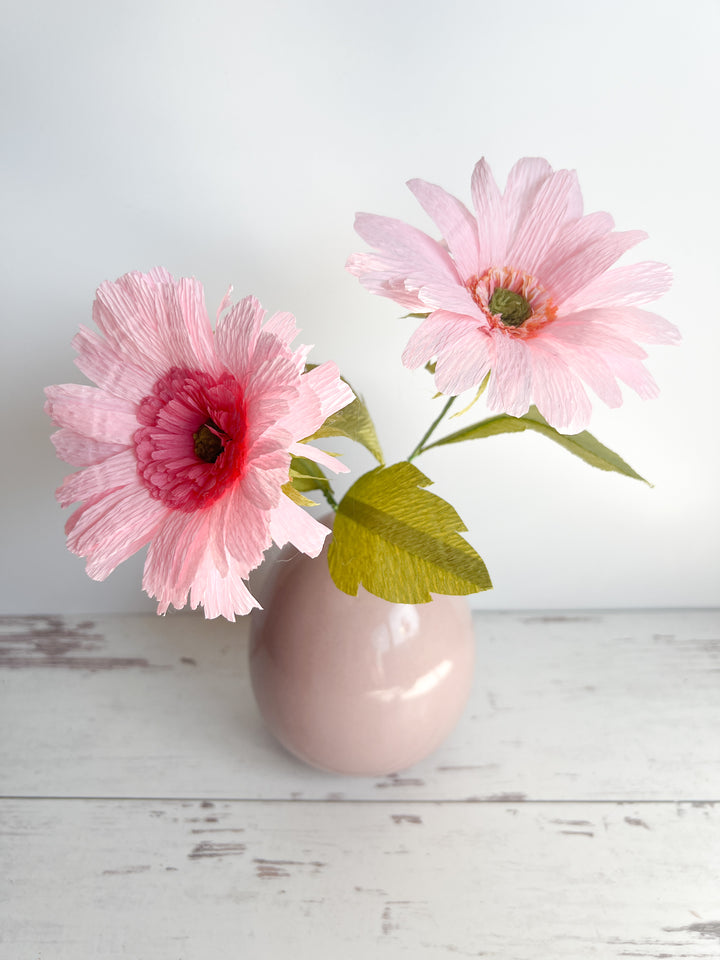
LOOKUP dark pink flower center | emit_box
[134,367,247,512]
[470,267,557,338]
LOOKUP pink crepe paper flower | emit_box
[347,158,679,432]
[45,268,354,620]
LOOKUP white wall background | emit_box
[2,0,718,614]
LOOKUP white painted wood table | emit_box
[2,609,719,958]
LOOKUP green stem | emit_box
[407,396,456,462]
[320,483,339,512]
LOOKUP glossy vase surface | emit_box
[248,533,475,776]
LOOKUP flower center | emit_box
[134,367,247,512]
[193,421,225,463]
[470,267,557,338]
[487,287,532,327]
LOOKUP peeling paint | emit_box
[255,861,290,879]
[253,858,326,879]
[375,774,426,789]
[381,901,426,938]
[0,616,157,671]
[436,764,499,773]
[624,816,651,830]
[522,615,601,623]
[663,922,720,941]
[484,793,527,803]
[618,953,678,958]
[190,828,245,835]
[189,841,246,860]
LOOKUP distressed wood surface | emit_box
[1,610,719,958]
[2,798,719,959]
[1,610,718,800]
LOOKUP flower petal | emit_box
[506,169,583,275]
[289,441,349,473]
[56,448,139,508]
[263,310,301,347]
[303,361,355,422]
[92,272,218,379]
[407,178,480,280]
[214,294,264,382]
[485,332,532,418]
[402,311,481,371]
[72,325,156,402]
[277,361,353,442]
[65,483,167,581]
[544,228,648,305]
[143,508,214,612]
[188,551,261,621]
[45,384,139,445]
[349,213,462,308]
[547,314,649,359]
[269,494,330,556]
[605,354,660,400]
[432,326,494,397]
[50,428,127,468]
[616,306,681,345]
[345,252,427,311]
[562,261,674,312]
[502,158,553,233]
[470,158,506,269]
[214,482,275,575]
[527,340,593,432]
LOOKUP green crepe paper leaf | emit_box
[449,372,490,419]
[281,481,318,508]
[288,456,331,493]
[304,375,384,465]
[425,406,649,484]
[328,461,492,603]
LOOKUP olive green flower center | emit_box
[488,287,532,327]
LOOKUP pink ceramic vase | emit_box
[248,525,475,776]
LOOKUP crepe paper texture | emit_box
[46,159,679,618]
[287,456,334,497]
[423,406,649,485]
[45,268,353,620]
[347,157,680,433]
[304,367,385,466]
[328,462,492,602]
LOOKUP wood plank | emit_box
[1,798,719,959]
[1,610,719,801]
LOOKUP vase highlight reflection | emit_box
[249,527,475,776]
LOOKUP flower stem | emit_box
[407,396,456,462]
[321,484,339,512]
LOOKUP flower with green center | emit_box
[347,158,680,432]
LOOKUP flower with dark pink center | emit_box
[45,268,353,620]
[347,158,679,432]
